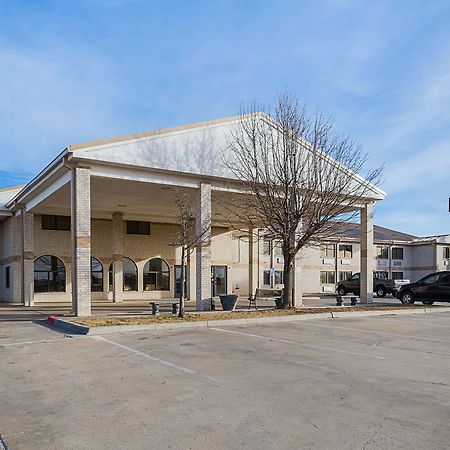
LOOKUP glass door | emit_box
[211,266,227,297]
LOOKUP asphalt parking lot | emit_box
[1,312,450,450]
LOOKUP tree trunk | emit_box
[282,252,294,308]
[179,246,186,317]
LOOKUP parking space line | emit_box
[209,327,385,360]
[371,317,450,329]
[0,336,72,347]
[294,322,450,343]
[93,336,221,384]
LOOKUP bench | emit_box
[248,288,283,310]
[335,295,359,306]
[150,301,179,316]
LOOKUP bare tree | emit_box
[224,93,383,308]
[170,191,210,317]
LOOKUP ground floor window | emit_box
[320,271,335,284]
[91,257,103,292]
[175,265,187,297]
[392,271,404,280]
[263,269,284,285]
[143,258,170,291]
[339,271,352,282]
[34,255,66,292]
[5,266,10,288]
[123,257,138,291]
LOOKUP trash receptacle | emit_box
[219,294,238,311]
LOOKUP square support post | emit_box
[21,208,34,307]
[195,183,212,311]
[112,212,124,302]
[292,221,303,308]
[360,202,375,304]
[71,167,91,316]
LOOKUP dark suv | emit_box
[336,271,396,298]
[397,271,450,304]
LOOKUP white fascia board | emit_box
[89,162,202,189]
[26,170,72,211]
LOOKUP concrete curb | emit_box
[47,306,450,336]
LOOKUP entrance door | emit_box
[211,266,227,297]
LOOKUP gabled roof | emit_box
[331,222,418,242]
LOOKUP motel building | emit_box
[2,115,445,317]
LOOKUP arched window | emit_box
[108,262,113,292]
[143,258,170,291]
[91,257,103,292]
[123,257,138,291]
[34,255,66,292]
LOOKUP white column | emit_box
[71,166,91,316]
[195,183,212,311]
[112,212,123,302]
[21,208,34,307]
[292,221,303,308]
[360,202,374,304]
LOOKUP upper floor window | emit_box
[339,244,353,259]
[262,239,271,255]
[444,247,450,259]
[42,215,70,231]
[320,244,335,258]
[376,245,389,259]
[273,241,283,258]
[392,247,404,260]
[126,221,150,235]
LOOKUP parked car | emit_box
[397,271,450,304]
[336,271,400,298]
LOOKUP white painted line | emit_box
[370,317,450,329]
[93,335,221,384]
[0,337,71,347]
[210,327,385,360]
[294,322,450,344]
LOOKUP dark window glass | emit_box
[440,273,450,284]
[5,266,10,288]
[34,255,66,292]
[392,247,404,260]
[143,258,170,291]
[91,257,103,292]
[350,273,360,281]
[263,270,283,285]
[320,271,335,284]
[422,273,439,285]
[108,262,113,292]
[339,271,352,282]
[42,215,70,231]
[123,257,138,291]
[444,247,450,259]
[126,221,150,235]
[392,272,404,280]
[175,265,188,296]
[339,244,353,259]
[376,246,389,259]
[321,244,335,258]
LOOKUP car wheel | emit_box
[422,300,434,305]
[337,286,347,296]
[375,286,387,298]
[400,291,415,304]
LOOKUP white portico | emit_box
[2,116,384,315]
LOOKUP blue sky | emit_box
[0,0,449,236]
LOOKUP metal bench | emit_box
[335,295,359,306]
[248,288,283,309]
[150,301,179,316]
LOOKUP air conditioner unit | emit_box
[444,260,450,266]
[322,258,334,265]
[276,257,284,264]
[377,260,387,267]
[340,259,351,265]
[393,260,402,267]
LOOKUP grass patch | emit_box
[72,304,438,327]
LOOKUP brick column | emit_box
[195,183,212,311]
[71,167,91,316]
[360,202,374,304]
[112,212,124,302]
[21,208,34,307]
